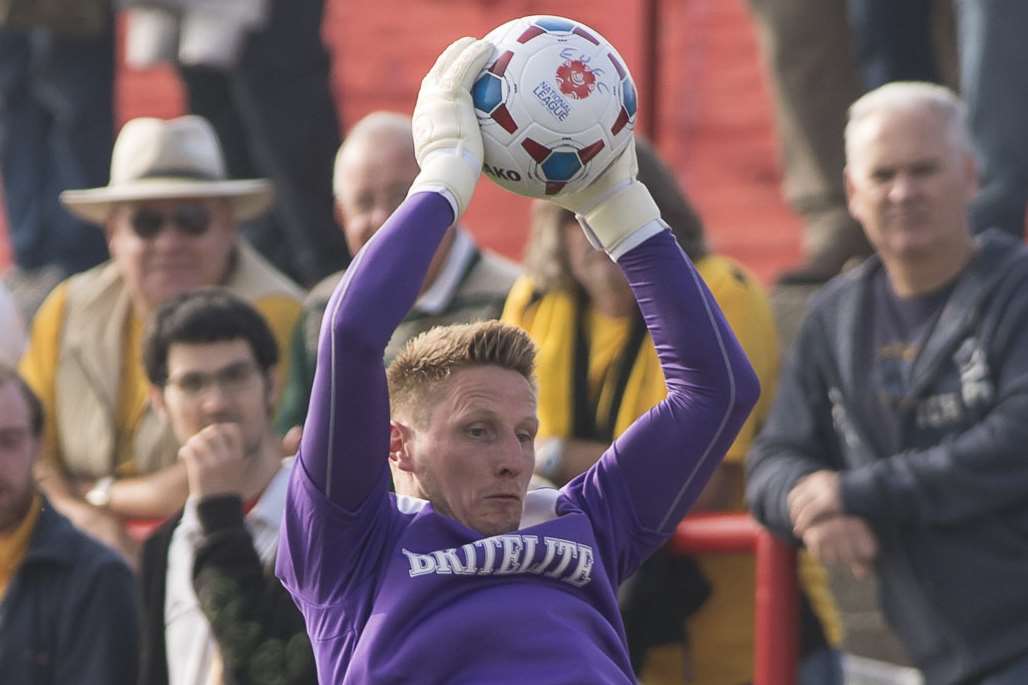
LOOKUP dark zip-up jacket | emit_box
[0,499,138,684]
[748,231,1028,685]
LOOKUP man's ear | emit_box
[264,367,280,414]
[389,420,416,473]
[149,385,168,419]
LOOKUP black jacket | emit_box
[747,231,1028,685]
[139,494,315,685]
[0,499,138,685]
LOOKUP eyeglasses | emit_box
[167,360,260,398]
[129,204,213,239]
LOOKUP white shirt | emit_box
[412,227,476,315]
[164,460,292,685]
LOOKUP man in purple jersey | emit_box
[276,37,759,683]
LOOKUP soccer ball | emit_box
[472,15,638,199]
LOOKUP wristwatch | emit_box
[85,476,115,509]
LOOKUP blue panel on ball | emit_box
[541,151,582,181]
[535,17,576,33]
[622,78,638,118]
[472,74,503,113]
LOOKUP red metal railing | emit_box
[669,513,798,685]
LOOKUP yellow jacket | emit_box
[20,242,302,479]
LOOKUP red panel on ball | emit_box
[517,26,545,43]
[578,139,605,163]
[521,138,551,163]
[491,104,518,134]
[490,50,514,77]
[611,108,630,135]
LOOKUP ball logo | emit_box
[555,59,597,100]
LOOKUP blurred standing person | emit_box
[747,0,871,285]
[955,0,1028,239]
[0,0,113,310]
[123,0,349,286]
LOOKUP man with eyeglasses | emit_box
[18,115,303,561]
[137,288,315,685]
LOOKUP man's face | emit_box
[845,107,978,262]
[108,197,237,312]
[396,366,538,537]
[335,138,421,256]
[154,340,273,455]
[0,382,38,534]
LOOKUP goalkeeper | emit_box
[276,37,759,683]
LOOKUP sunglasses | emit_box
[129,204,213,239]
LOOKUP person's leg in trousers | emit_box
[35,23,114,274]
[228,0,349,286]
[179,63,296,278]
[747,0,871,285]
[0,28,51,270]
[956,0,1028,239]
[847,0,938,88]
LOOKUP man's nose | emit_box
[200,383,232,413]
[889,172,919,202]
[494,435,528,477]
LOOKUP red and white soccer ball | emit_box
[472,15,638,199]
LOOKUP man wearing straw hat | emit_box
[19,115,302,559]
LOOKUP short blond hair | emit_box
[386,320,536,424]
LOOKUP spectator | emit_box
[19,115,302,559]
[274,111,518,435]
[123,0,349,286]
[275,38,758,682]
[139,289,315,685]
[747,82,1028,685]
[0,0,113,310]
[503,137,841,685]
[0,365,138,685]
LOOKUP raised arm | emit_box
[297,37,495,511]
[544,141,759,573]
[607,230,760,530]
[297,193,454,507]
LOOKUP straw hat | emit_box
[60,115,274,225]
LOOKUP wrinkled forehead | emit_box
[437,366,537,415]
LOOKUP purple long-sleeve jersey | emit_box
[276,191,759,684]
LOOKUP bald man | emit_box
[274,112,520,433]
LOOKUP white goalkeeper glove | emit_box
[552,138,664,260]
[408,37,493,222]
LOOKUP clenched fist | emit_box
[178,423,248,499]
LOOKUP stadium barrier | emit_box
[669,513,798,685]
